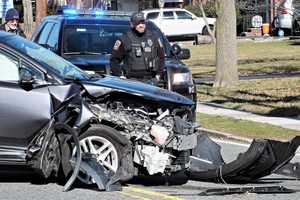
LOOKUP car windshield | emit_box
[5,35,91,81]
[62,22,172,57]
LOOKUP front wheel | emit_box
[72,125,133,184]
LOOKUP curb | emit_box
[198,127,252,144]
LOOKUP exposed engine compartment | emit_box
[88,99,197,175]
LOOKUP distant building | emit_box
[93,0,187,11]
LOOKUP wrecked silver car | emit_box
[0,32,197,185]
[1,32,299,191]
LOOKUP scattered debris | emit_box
[199,186,296,196]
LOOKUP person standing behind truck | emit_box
[0,8,26,38]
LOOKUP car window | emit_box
[37,22,54,45]
[146,12,159,20]
[0,51,19,82]
[4,35,90,81]
[47,23,60,50]
[163,11,175,20]
[176,11,193,19]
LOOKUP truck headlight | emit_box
[172,72,192,85]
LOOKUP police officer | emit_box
[110,12,165,84]
[0,8,26,38]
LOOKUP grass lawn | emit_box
[183,40,300,117]
[183,40,300,77]
[197,113,300,140]
[183,40,300,138]
[197,77,300,117]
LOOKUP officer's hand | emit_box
[120,76,126,79]
[155,75,160,81]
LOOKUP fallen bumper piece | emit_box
[190,135,300,183]
[79,153,121,191]
[199,186,296,196]
[275,162,300,179]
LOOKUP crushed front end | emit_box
[88,98,197,176]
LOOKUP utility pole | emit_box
[270,0,274,25]
[265,0,269,23]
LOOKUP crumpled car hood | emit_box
[81,76,194,106]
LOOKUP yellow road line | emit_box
[123,186,184,200]
[118,191,152,200]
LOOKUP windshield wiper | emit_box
[88,73,102,80]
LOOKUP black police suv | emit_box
[31,9,197,103]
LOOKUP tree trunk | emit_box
[36,0,47,25]
[214,0,238,87]
[22,0,33,36]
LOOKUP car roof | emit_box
[142,8,187,13]
[43,10,132,24]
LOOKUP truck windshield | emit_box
[62,22,172,57]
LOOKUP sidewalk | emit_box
[197,102,300,132]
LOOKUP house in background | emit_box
[97,0,188,11]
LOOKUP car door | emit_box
[160,11,178,36]
[0,48,51,153]
[175,10,202,35]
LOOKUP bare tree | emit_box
[214,0,238,87]
[22,0,33,35]
[36,0,47,25]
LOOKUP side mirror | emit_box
[19,68,35,86]
[171,43,182,55]
[177,48,191,60]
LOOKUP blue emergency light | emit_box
[63,9,79,16]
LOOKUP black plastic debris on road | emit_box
[199,186,296,196]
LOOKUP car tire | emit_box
[202,25,214,35]
[59,125,134,184]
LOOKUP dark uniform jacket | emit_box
[0,24,26,38]
[110,29,165,80]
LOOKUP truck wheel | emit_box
[202,25,214,35]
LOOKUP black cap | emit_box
[130,12,145,27]
[5,8,19,21]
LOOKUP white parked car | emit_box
[142,8,216,39]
